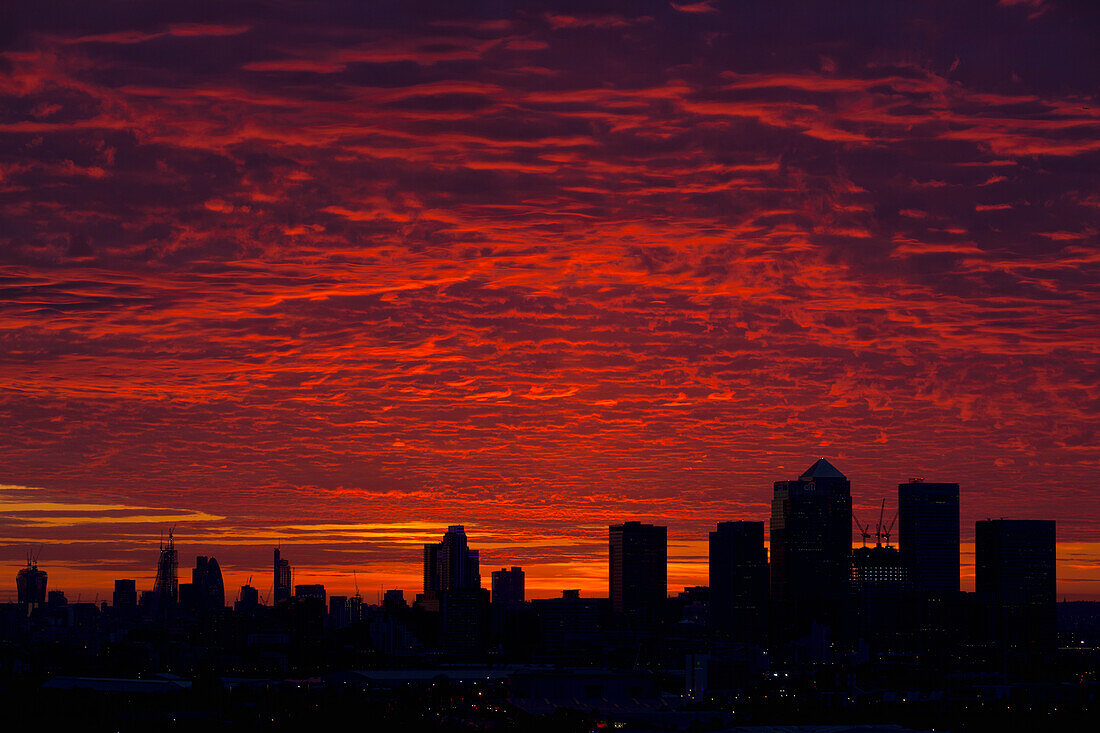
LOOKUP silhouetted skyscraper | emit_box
[192,555,225,610]
[422,526,488,657]
[491,567,525,607]
[898,480,960,596]
[425,526,481,593]
[235,583,259,612]
[770,458,852,642]
[329,595,352,627]
[423,543,440,595]
[16,559,47,607]
[153,529,178,606]
[113,579,137,608]
[609,521,667,628]
[274,547,292,604]
[347,593,363,624]
[709,521,768,645]
[976,519,1056,656]
[441,525,480,590]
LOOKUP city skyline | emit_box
[2,1,1098,605]
[1,458,1071,604]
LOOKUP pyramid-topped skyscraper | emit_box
[799,457,847,480]
[771,458,853,647]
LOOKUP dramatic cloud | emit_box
[1,0,1097,601]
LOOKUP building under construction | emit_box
[274,547,292,604]
[153,530,179,606]
[16,556,47,607]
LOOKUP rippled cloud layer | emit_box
[1,1,1097,600]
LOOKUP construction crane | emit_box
[851,509,872,547]
[238,576,253,605]
[881,509,899,548]
[875,498,886,547]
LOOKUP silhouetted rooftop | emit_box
[799,457,846,480]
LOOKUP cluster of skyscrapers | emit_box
[386,458,1057,664]
[12,458,1057,667]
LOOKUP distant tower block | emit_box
[609,521,667,629]
[898,480,960,596]
[491,567,525,607]
[113,579,137,608]
[976,519,1057,655]
[709,521,768,645]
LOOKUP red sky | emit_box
[1,0,1098,603]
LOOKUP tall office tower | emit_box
[329,595,350,628]
[441,526,481,590]
[153,529,179,606]
[329,593,364,627]
[192,555,226,610]
[898,480,960,596]
[489,567,528,653]
[468,549,481,588]
[423,542,441,594]
[976,519,1057,655]
[709,521,768,645]
[16,559,47,606]
[770,458,852,641]
[424,526,488,654]
[609,521,667,628]
[113,579,137,608]
[273,547,292,604]
[347,593,363,624]
[491,567,525,607]
[425,526,482,593]
[235,584,259,612]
